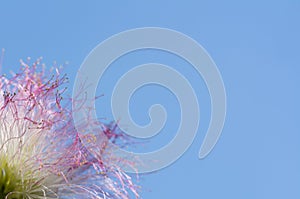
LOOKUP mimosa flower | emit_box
[0,58,139,199]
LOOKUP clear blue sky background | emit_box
[0,1,299,198]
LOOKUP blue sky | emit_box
[0,1,299,198]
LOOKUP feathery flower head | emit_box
[0,58,139,198]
